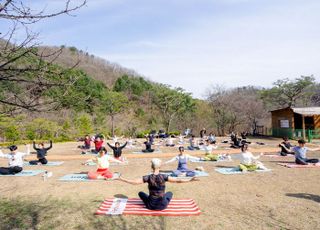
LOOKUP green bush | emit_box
[4,125,20,141]
[136,130,150,138]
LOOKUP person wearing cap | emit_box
[29,140,52,165]
[116,158,199,210]
[0,144,30,175]
[292,139,320,165]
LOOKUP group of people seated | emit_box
[0,140,53,175]
[1,131,320,213]
[279,137,320,165]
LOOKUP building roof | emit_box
[292,107,320,116]
[271,107,320,116]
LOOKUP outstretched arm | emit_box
[308,147,320,151]
[117,176,144,185]
[279,143,291,153]
[164,156,177,164]
[168,176,199,183]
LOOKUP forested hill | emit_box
[38,45,139,87]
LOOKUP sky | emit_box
[2,0,320,98]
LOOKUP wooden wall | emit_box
[314,115,320,129]
[271,108,294,129]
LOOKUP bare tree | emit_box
[0,0,86,114]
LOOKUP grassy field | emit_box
[0,137,319,230]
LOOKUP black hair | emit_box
[283,137,289,141]
[178,146,184,152]
[298,139,306,144]
[115,142,120,145]
[241,143,248,152]
[9,145,17,151]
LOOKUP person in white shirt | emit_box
[0,144,30,175]
[202,140,219,161]
[232,144,267,171]
[85,147,124,180]
[165,136,175,147]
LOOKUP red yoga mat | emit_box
[95,198,201,216]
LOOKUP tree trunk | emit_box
[111,115,115,136]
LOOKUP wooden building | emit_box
[271,107,320,140]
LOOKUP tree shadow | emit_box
[286,193,320,203]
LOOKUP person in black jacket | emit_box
[107,142,127,160]
[29,140,52,165]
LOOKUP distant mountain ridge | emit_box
[38,45,139,87]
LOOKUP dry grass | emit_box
[0,137,319,230]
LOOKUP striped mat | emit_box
[278,163,320,168]
[95,198,201,216]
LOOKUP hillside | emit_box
[38,45,139,87]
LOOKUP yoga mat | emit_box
[0,170,45,177]
[189,158,232,163]
[264,154,294,158]
[215,167,271,175]
[277,163,320,168]
[159,170,209,177]
[132,150,162,154]
[85,161,128,166]
[59,173,120,181]
[24,161,64,166]
[95,198,201,216]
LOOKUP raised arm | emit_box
[120,142,127,150]
[0,148,8,158]
[107,143,115,150]
[117,176,144,185]
[168,176,199,183]
[45,140,53,151]
[22,144,31,156]
[33,141,39,151]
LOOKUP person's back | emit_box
[142,173,170,210]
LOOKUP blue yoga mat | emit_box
[59,174,94,182]
[59,173,120,181]
[0,170,45,177]
[215,167,271,175]
[24,161,64,166]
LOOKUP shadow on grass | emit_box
[0,197,167,230]
[286,193,320,203]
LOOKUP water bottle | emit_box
[43,171,48,181]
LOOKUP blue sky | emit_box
[3,0,320,98]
